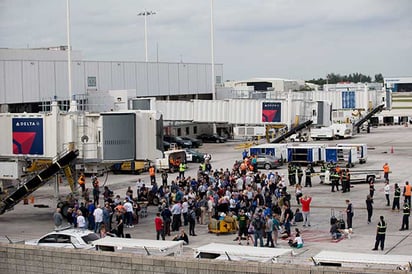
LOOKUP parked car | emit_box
[179,136,203,148]
[196,133,227,143]
[164,135,192,148]
[185,149,211,163]
[25,228,99,249]
[253,155,282,170]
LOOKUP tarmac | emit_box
[0,125,411,264]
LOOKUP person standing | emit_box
[264,214,274,248]
[53,208,63,229]
[403,181,411,208]
[366,195,373,224]
[161,170,168,188]
[392,183,401,211]
[304,165,314,187]
[297,165,303,185]
[77,210,86,229]
[330,168,340,192]
[149,166,156,185]
[237,210,250,245]
[123,199,134,228]
[78,173,86,193]
[252,212,264,247]
[372,216,386,251]
[93,204,103,233]
[115,209,124,238]
[383,163,390,181]
[300,195,312,227]
[155,212,165,240]
[179,162,186,179]
[384,181,391,206]
[92,177,100,206]
[345,200,354,229]
[161,206,172,236]
[171,201,182,231]
[400,203,410,231]
[188,207,197,236]
[369,180,375,198]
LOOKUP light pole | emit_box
[138,10,156,62]
[210,0,217,134]
[66,0,74,111]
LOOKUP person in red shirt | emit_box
[155,212,165,240]
[299,195,312,227]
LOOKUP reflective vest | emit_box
[78,175,85,185]
[403,204,410,216]
[383,164,390,173]
[149,167,155,176]
[179,163,186,172]
[404,184,411,196]
[377,220,387,234]
[394,187,401,198]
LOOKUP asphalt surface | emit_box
[1,125,411,264]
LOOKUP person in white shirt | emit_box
[171,201,182,231]
[77,210,86,229]
[181,198,189,226]
[123,200,134,228]
[384,181,391,206]
[93,204,103,233]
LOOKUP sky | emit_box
[0,0,411,81]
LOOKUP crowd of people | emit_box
[53,157,411,252]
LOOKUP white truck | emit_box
[310,126,335,140]
[330,123,353,139]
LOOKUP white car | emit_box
[25,227,99,249]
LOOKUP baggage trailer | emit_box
[324,147,358,167]
[249,143,288,162]
[287,145,323,165]
[337,143,368,164]
[312,250,411,271]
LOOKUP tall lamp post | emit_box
[210,0,217,134]
[138,10,156,62]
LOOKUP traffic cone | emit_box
[391,146,394,154]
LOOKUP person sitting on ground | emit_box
[330,222,342,240]
[288,228,303,248]
[172,227,189,245]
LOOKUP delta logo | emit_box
[12,118,44,155]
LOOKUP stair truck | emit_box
[0,150,79,216]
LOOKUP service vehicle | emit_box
[323,169,381,184]
[289,132,309,142]
[25,227,99,249]
[155,149,187,173]
[255,154,282,169]
[310,126,335,140]
[330,123,353,139]
[111,160,150,174]
[185,149,209,163]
